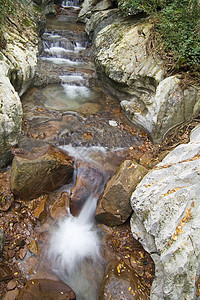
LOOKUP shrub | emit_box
[156,0,200,70]
[0,0,15,28]
[118,0,200,71]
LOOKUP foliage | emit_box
[0,0,15,28]
[118,0,170,15]
[156,0,200,70]
[118,0,200,71]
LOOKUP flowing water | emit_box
[48,146,108,300]
[41,4,111,298]
[20,1,148,298]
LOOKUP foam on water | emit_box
[62,84,91,99]
[59,74,85,84]
[62,0,80,8]
[44,47,72,57]
[40,57,85,67]
[48,146,108,299]
[48,197,100,274]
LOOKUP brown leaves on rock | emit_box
[102,222,155,290]
[168,208,193,247]
[161,186,187,198]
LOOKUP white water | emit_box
[62,84,91,99]
[59,74,85,84]
[46,2,106,297]
[44,46,72,57]
[62,0,80,8]
[48,146,108,299]
[48,196,101,274]
[48,198,102,299]
[74,42,86,52]
[40,57,87,68]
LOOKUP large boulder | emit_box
[0,63,23,168]
[0,0,47,168]
[130,125,200,299]
[78,0,115,24]
[93,17,200,144]
[11,145,74,200]
[95,160,148,226]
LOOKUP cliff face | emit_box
[0,0,54,168]
[78,0,200,144]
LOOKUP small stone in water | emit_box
[7,280,17,290]
[2,289,19,300]
[28,240,39,255]
[19,248,27,260]
[109,120,118,127]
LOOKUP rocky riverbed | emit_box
[0,0,200,299]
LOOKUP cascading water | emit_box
[41,2,107,296]
[62,0,80,8]
[39,14,100,112]
[33,0,146,298]
[48,146,108,299]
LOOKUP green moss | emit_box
[0,0,16,29]
[0,53,4,60]
[33,3,42,13]
[23,18,31,27]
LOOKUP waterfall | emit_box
[62,0,80,8]
[48,200,103,299]
[48,146,107,299]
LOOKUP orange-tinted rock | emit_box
[10,145,74,200]
[95,160,148,226]
[0,263,13,281]
[6,280,17,290]
[26,256,38,274]
[19,248,27,260]
[50,192,70,220]
[99,261,149,300]
[28,240,39,255]
[7,250,15,259]
[17,279,76,300]
[70,161,105,216]
[2,289,19,300]
[33,196,48,221]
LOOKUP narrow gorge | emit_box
[0,0,200,299]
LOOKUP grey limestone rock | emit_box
[94,19,200,144]
[130,125,200,299]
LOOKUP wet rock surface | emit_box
[70,161,106,216]
[10,145,74,200]
[100,261,149,299]
[96,160,148,226]
[17,279,76,300]
[49,191,70,220]
[2,289,19,300]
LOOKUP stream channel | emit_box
[1,1,155,299]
